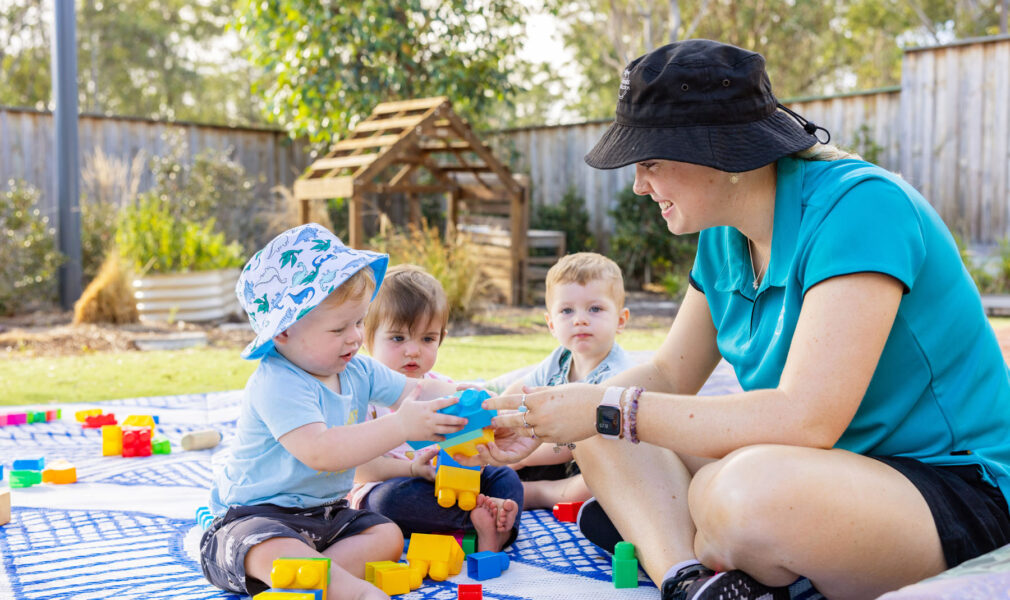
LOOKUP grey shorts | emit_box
[199,499,393,595]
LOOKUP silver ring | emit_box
[522,411,530,427]
[519,394,528,412]
[530,426,537,439]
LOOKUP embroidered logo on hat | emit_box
[235,223,388,360]
[618,68,632,100]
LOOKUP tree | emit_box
[233,0,528,143]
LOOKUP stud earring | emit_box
[729,174,740,184]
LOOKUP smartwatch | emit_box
[596,386,625,440]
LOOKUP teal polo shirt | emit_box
[691,156,1010,505]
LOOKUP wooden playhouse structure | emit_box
[293,97,563,305]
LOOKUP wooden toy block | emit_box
[435,463,481,511]
[42,459,77,484]
[12,457,44,471]
[75,408,103,422]
[406,533,464,581]
[270,557,330,600]
[253,590,321,600]
[373,563,411,595]
[612,541,639,588]
[10,470,42,488]
[83,413,117,428]
[102,425,123,456]
[466,551,509,581]
[458,583,482,600]
[122,414,156,432]
[552,501,584,523]
[0,488,10,526]
[181,428,222,450]
[122,427,152,457]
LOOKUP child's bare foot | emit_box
[471,494,519,552]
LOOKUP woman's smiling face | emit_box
[632,159,733,235]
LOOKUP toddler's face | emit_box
[274,294,371,383]
[545,280,627,359]
[369,315,444,377]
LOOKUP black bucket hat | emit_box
[585,39,827,173]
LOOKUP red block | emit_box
[552,501,585,523]
[83,413,117,428]
[123,428,152,457]
[458,583,482,600]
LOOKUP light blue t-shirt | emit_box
[208,349,406,516]
[691,156,1010,505]
[523,343,636,387]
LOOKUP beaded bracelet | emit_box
[626,386,644,444]
[620,387,633,440]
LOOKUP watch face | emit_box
[596,405,622,436]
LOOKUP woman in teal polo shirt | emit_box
[467,40,1010,600]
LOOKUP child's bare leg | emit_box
[322,522,403,578]
[245,530,399,600]
[521,474,592,510]
[471,494,519,552]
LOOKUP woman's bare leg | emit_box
[689,445,946,600]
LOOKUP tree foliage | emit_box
[233,0,527,143]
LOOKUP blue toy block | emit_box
[466,551,510,581]
[438,448,480,471]
[12,457,44,471]
[0,464,4,480]
[408,389,496,451]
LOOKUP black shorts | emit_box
[873,455,1010,568]
[199,499,392,595]
[516,460,581,481]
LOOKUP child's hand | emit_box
[408,446,439,481]
[396,383,466,442]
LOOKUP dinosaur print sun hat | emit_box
[236,223,388,360]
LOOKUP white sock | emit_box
[662,559,703,583]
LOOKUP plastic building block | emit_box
[195,506,215,530]
[10,470,42,488]
[0,488,9,526]
[365,561,399,583]
[458,583,482,600]
[443,427,495,459]
[408,389,497,451]
[612,541,639,588]
[83,413,117,428]
[42,459,77,484]
[406,533,464,581]
[435,463,481,511]
[253,591,321,600]
[27,411,46,424]
[466,551,509,581]
[372,562,411,595]
[102,425,123,456]
[461,531,477,555]
[552,501,585,523]
[75,408,103,422]
[270,557,330,600]
[122,427,152,457]
[122,415,156,432]
[152,435,171,454]
[0,464,3,480]
[12,457,44,471]
[4,413,27,426]
[46,409,60,422]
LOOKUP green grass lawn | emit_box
[0,329,670,406]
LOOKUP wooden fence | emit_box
[0,107,312,223]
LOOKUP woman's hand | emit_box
[408,446,440,482]
[452,424,542,467]
[394,383,466,442]
[485,383,602,445]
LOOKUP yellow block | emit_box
[443,427,495,458]
[374,563,411,595]
[102,425,123,456]
[406,534,464,581]
[253,591,318,600]
[270,557,330,600]
[74,408,103,422]
[364,560,400,583]
[122,415,156,433]
[434,464,481,511]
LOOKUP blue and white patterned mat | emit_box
[0,360,761,600]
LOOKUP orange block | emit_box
[42,459,77,484]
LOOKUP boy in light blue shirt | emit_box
[200,224,465,600]
[504,252,635,509]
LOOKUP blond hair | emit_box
[793,143,861,162]
[545,252,626,308]
[319,267,376,308]
[364,264,449,350]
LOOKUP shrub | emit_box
[609,183,697,288]
[532,185,596,254]
[80,148,145,282]
[116,194,245,274]
[73,251,139,325]
[0,180,65,314]
[370,221,490,320]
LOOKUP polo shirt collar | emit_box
[712,157,803,295]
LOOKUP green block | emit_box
[612,541,639,588]
[10,469,42,488]
[27,411,45,424]
[152,436,171,454]
[462,531,477,555]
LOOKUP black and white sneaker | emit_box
[683,570,791,600]
[661,563,717,600]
